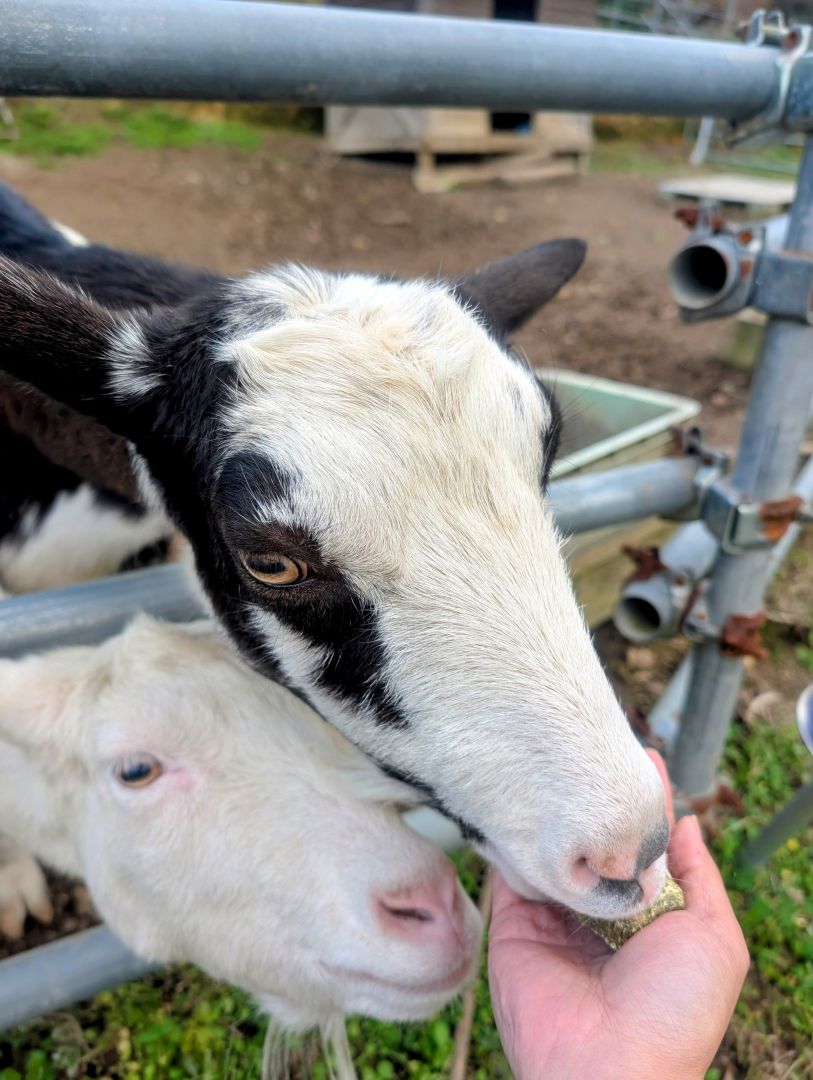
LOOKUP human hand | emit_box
[487,752,749,1080]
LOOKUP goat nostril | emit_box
[571,856,601,889]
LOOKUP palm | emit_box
[487,754,749,1080]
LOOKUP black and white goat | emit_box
[0,186,176,593]
[0,182,669,922]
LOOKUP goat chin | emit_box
[261,1015,356,1080]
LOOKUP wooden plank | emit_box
[658,173,796,210]
[413,149,581,193]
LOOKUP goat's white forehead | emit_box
[227,266,549,418]
[220,268,552,581]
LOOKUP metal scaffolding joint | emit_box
[729,9,813,143]
[621,545,668,583]
[670,210,813,324]
[702,478,808,553]
[660,428,730,522]
[753,249,813,323]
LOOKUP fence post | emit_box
[671,134,813,794]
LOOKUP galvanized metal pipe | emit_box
[0,928,155,1032]
[648,452,813,751]
[740,779,813,866]
[547,456,701,537]
[1,0,778,119]
[613,520,718,642]
[672,138,813,795]
[0,564,206,658]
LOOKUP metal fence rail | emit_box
[1,0,777,119]
[0,929,154,1032]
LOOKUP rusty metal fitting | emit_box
[720,611,768,660]
[621,545,667,584]
[674,206,699,229]
[759,494,804,541]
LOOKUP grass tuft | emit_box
[0,103,262,164]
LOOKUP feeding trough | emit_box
[535,369,700,624]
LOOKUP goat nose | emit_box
[376,862,464,945]
[570,819,670,891]
[636,820,670,874]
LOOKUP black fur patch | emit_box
[535,377,562,489]
[0,178,222,312]
[217,450,296,523]
[373,758,486,844]
[213,447,405,725]
[595,876,644,908]
[215,450,408,728]
[0,422,82,544]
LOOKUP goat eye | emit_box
[241,552,308,587]
[114,755,163,788]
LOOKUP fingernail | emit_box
[684,813,703,839]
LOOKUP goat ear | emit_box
[0,655,78,749]
[453,238,586,339]
[0,257,152,438]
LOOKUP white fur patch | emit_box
[107,321,164,401]
[0,485,172,594]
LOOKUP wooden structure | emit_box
[326,1,594,191]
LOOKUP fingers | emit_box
[490,872,585,950]
[669,815,750,986]
[646,748,674,826]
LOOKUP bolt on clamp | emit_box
[699,478,808,554]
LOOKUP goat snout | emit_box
[569,820,670,908]
[376,862,464,947]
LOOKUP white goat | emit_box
[0,615,482,1042]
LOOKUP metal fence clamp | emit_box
[701,477,809,554]
[728,9,813,144]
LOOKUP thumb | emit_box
[669,815,742,930]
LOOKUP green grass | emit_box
[0,103,262,164]
[712,710,813,1077]
[589,133,800,179]
[111,106,261,152]
[589,138,694,177]
[2,105,111,161]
